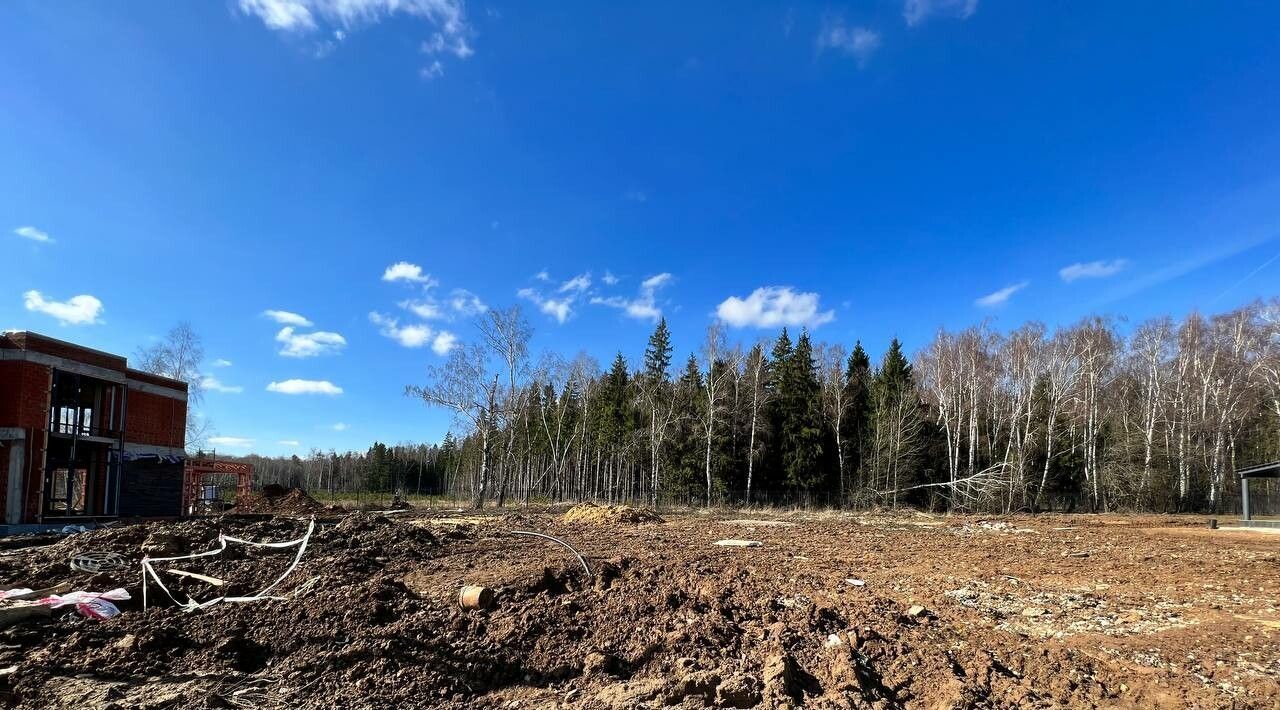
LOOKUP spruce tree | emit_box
[762,328,795,493]
[665,354,706,498]
[644,317,673,381]
[870,337,921,503]
[842,342,872,489]
[781,332,826,491]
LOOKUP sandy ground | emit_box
[0,507,1276,708]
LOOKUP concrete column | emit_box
[6,441,25,525]
[1241,477,1251,522]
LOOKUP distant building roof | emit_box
[1237,461,1280,479]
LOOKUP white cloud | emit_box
[559,272,592,293]
[275,326,346,357]
[239,0,473,76]
[420,60,445,79]
[266,379,343,395]
[23,290,103,326]
[213,358,233,367]
[369,311,457,353]
[262,309,313,327]
[421,31,472,59]
[449,289,487,316]
[518,287,574,324]
[14,226,53,244]
[331,422,349,432]
[716,286,835,329]
[210,436,255,449]
[816,20,881,65]
[591,272,673,322]
[430,330,457,355]
[534,270,551,282]
[400,299,446,320]
[975,281,1029,307]
[237,0,314,30]
[1059,259,1129,283]
[904,0,979,26]
[382,261,437,286]
[278,439,301,447]
[200,375,244,394]
[601,270,619,286]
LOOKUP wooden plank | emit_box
[168,569,226,587]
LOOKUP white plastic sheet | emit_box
[40,588,131,619]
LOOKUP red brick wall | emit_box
[124,389,187,449]
[0,360,52,429]
[0,440,8,521]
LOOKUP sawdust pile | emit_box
[561,503,664,525]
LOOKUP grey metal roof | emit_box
[1237,460,1280,478]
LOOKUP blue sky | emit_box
[2,1,1278,456]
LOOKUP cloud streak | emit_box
[1060,259,1128,282]
[210,436,255,449]
[266,379,343,395]
[591,272,673,322]
[14,226,53,243]
[903,0,979,26]
[263,309,313,327]
[200,375,244,394]
[816,20,881,66]
[975,281,1029,307]
[238,0,473,77]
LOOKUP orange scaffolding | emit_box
[182,458,253,515]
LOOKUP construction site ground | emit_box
[0,504,1276,709]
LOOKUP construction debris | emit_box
[69,551,128,573]
[142,518,316,611]
[167,569,226,587]
[713,539,763,548]
[41,588,131,620]
[458,585,495,610]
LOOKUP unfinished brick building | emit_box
[0,331,188,526]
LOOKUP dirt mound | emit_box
[0,510,1275,708]
[230,485,332,515]
[561,503,664,525]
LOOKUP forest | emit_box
[237,299,1280,514]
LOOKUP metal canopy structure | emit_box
[183,458,253,515]
[1237,460,1280,522]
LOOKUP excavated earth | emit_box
[0,507,1276,709]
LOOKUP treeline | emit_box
[407,301,1279,513]
[224,300,1280,513]
[224,441,462,497]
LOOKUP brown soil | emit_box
[562,502,665,525]
[229,484,335,515]
[0,509,1275,708]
